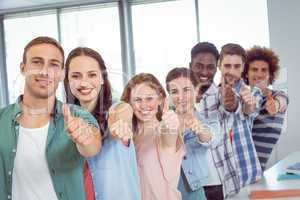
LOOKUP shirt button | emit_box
[8,195,11,199]
[183,156,187,160]
[51,169,55,175]
[59,192,63,197]
[12,149,16,153]
[188,170,193,175]
[8,171,12,176]
[194,183,198,188]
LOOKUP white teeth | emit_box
[79,89,92,95]
[141,110,150,115]
[200,77,208,81]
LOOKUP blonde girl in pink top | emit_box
[121,73,185,200]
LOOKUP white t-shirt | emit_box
[205,148,222,186]
[12,122,58,200]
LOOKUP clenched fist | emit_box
[221,73,238,112]
[160,98,181,135]
[183,113,212,143]
[62,104,99,147]
[240,82,256,115]
[108,102,133,142]
[160,98,182,152]
[265,91,279,116]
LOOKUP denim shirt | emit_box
[180,111,221,191]
[87,133,141,200]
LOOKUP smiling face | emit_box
[168,76,195,115]
[68,55,103,105]
[190,52,217,86]
[129,83,162,123]
[21,43,64,99]
[247,60,270,88]
[219,54,244,86]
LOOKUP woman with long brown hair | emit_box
[64,47,140,200]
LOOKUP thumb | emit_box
[240,80,250,93]
[116,102,133,121]
[221,74,226,90]
[62,104,72,125]
[162,97,170,114]
[267,90,273,100]
[108,106,118,127]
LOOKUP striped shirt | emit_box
[252,90,289,170]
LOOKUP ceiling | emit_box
[0,0,111,14]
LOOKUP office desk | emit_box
[229,151,300,200]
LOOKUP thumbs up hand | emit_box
[221,73,238,112]
[159,98,182,152]
[108,102,133,142]
[240,82,256,115]
[265,91,278,116]
[62,104,98,147]
[160,98,181,135]
[183,113,212,143]
[255,79,269,96]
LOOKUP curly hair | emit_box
[243,46,280,84]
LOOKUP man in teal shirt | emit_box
[0,36,101,200]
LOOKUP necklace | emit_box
[20,101,52,116]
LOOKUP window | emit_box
[198,0,270,84]
[4,10,59,102]
[198,0,269,49]
[132,0,198,87]
[60,3,123,98]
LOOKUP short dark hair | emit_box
[165,67,197,92]
[243,46,280,84]
[219,43,246,63]
[191,42,219,61]
[22,36,64,67]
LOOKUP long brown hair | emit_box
[121,73,166,133]
[64,47,112,135]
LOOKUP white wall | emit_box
[266,0,300,167]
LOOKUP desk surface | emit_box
[229,151,300,200]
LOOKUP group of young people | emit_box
[0,36,289,200]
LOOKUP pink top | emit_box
[134,134,185,200]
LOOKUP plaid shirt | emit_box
[223,80,264,188]
[195,83,240,198]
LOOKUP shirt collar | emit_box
[12,95,62,122]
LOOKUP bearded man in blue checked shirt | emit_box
[218,43,263,189]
